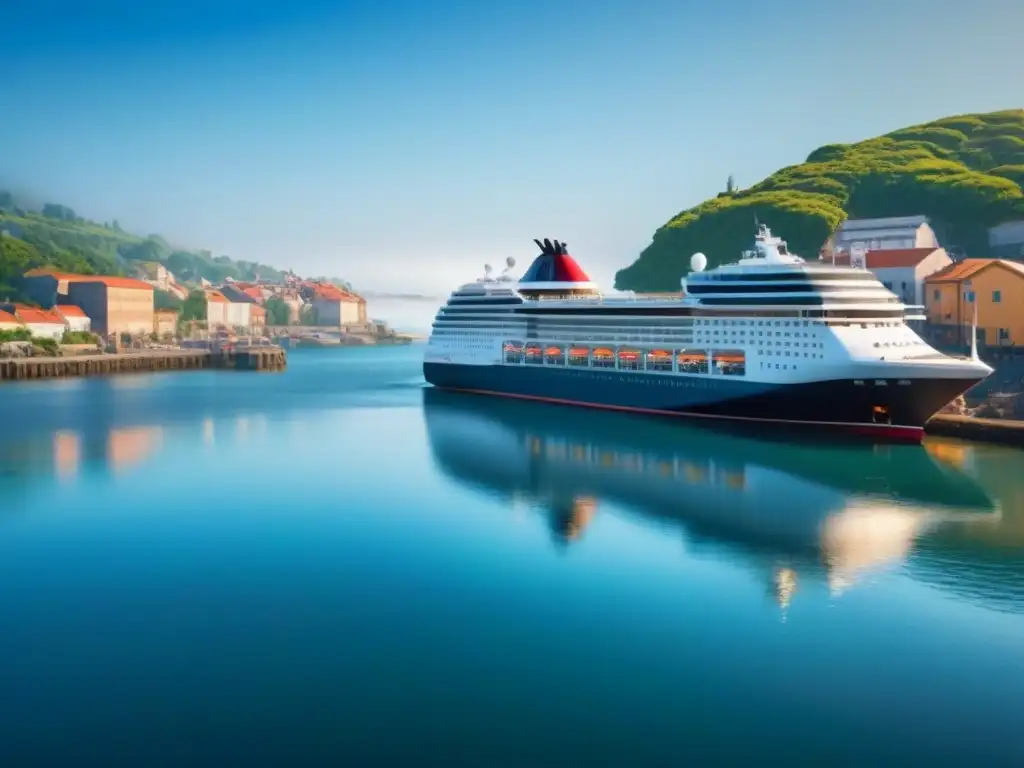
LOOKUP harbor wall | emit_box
[925,414,1024,448]
[0,348,286,382]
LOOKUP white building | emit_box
[828,215,939,255]
[14,307,66,339]
[54,305,92,333]
[225,299,251,328]
[988,220,1024,259]
[205,290,229,328]
[833,247,953,305]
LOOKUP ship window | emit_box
[618,348,643,371]
[591,347,615,368]
[676,349,709,374]
[524,343,543,365]
[713,349,746,376]
[503,341,524,364]
[646,349,673,372]
[545,345,565,365]
[568,346,589,366]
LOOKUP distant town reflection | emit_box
[423,388,1004,608]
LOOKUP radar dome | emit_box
[690,253,708,272]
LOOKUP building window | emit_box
[933,289,940,301]
[965,291,975,303]
[993,290,1002,303]
[1000,328,1010,341]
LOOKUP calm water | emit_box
[2,346,1024,766]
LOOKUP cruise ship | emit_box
[423,225,993,442]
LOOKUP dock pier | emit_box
[0,347,287,382]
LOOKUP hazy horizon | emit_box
[2,0,1021,295]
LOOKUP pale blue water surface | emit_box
[1,346,1023,766]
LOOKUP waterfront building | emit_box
[204,290,230,328]
[826,215,940,255]
[831,248,953,305]
[13,306,66,339]
[66,277,154,336]
[21,269,154,336]
[307,282,366,326]
[53,305,91,334]
[225,297,251,328]
[925,258,1024,347]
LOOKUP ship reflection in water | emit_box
[423,388,1000,604]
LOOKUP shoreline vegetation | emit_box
[616,108,1024,290]
[0,192,357,308]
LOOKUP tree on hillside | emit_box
[41,203,76,221]
[119,236,168,262]
[0,191,13,210]
[726,175,737,194]
[0,235,43,299]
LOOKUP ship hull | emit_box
[422,362,980,442]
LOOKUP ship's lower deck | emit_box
[422,361,980,442]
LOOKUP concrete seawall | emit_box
[0,348,287,382]
[925,414,1024,448]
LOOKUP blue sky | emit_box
[2,0,1021,294]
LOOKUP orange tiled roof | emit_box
[15,307,65,325]
[0,309,21,324]
[55,305,88,318]
[925,258,1024,283]
[23,268,153,290]
[206,290,229,303]
[242,287,264,303]
[74,275,153,290]
[312,283,346,301]
[312,283,364,302]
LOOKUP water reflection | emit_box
[423,389,1002,606]
[1,425,166,487]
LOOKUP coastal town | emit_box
[0,260,412,356]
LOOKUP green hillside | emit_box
[615,109,1024,291]
[0,194,288,301]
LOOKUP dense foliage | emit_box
[0,193,289,302]
[264,296,291,325]
[615,109,1024,291]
